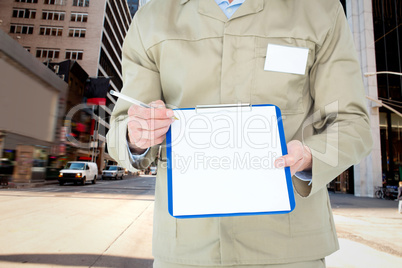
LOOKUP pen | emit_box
[109,90,178,120]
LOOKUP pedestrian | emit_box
[106,0,373,267]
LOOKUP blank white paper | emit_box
[168,105,292,217]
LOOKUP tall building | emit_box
[0,0,131,103]
[335,0,401,197]
[0,0,132,170]
[126,0,138,18]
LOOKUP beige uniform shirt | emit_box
[106,0,373,265]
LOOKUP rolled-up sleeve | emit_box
[106,14,161,171]
[293,5,373,197]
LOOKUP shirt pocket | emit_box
[251,37,316,115]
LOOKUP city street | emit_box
[0,175,155,268]
[0,176,401,268]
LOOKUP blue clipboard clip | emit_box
[195,103,252,114]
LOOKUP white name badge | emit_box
[264,44,309,75]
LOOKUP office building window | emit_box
[39,26,63,36]
[72,0,89,7]
[65,50,83,60]
[10,24,34,34]
[42,11,65,20]
[23,47,31,52]
[44,0,65,5]
[69,28,86,38]
[12,8,36,19]
[36,48,60,59]
[70,12,88,22]
[15,0,38,3]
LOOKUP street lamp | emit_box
[364,71,402,77]
[364,71,402,117]
[366,96,402,118]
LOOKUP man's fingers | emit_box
[128,132,167,149]
[128,101,174,120]
[126,100,175,149]
[132,126,170,141]
[149,100,166,108]
[128,118,173,131]
[274,140,312,176]
[274,155,300,169]
[129,106,174,119]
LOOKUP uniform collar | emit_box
[215,0,246,5]
[197,0,263,22]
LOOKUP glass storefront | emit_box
[380,112,402,184]
[373,0,402,185]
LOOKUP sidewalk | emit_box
[1,180,401,267]
[113,191,402,268]
[327,192,402,268]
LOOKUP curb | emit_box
[1,180,59,189]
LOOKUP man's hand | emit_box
[127,100,174,154]
[274,140,312,176]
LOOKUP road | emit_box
[0,175,155,268]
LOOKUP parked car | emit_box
[58,161,98,186]
[150,166,157,175]
[0,158,14,185]
[102,165,125,180]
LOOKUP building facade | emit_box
[338,0,401,197]
[0,0,132,170]
[0,29,68,181]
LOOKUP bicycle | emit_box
[375,186,398,200]
[375,186,385,199]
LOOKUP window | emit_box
[15,0,38,3]
[12,8,36,19]
[72,0,89,7]
[39,26,63,36]
[65,50,83,60]
[68,28,86,38]
[10,24,34,34]
[44,0,65,5]
[42,11,65,20]
[23,47,31,52]
[36,48,60,59]
[70,12,88,22]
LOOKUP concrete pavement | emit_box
[1,178,401,267]
[0,176,155,268]
[327,192,402,267]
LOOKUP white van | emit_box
[102,165,125,180]
[58,161,98,186]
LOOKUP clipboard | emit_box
[166,104,295,218]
